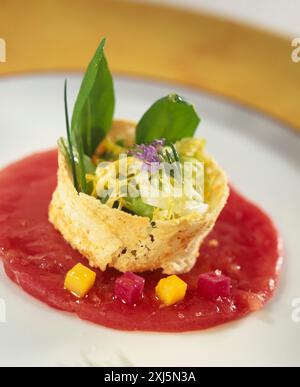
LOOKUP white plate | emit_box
[0,74,299,367]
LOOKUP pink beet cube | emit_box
[197,271,231,299]
[114,272,145,306]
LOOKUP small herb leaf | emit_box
[71,38,115,156]
[64,80,79,192]
[58,138,95,172]
[136,94,200,145]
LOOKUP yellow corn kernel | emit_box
[64,263,96,298]
[155,275,187,306]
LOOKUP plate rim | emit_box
[0,0,300,134]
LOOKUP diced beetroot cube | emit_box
[197,271,231,299]
[114,272,145,306]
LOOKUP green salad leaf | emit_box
[135,94,200,145]
[124,197,155,218]
[71,38,115,157]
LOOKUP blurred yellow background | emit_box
[1,0,300,131]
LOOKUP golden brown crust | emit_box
[49,121,229,274]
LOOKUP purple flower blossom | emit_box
[129,139,165,172]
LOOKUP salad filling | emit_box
[83,136,208,221]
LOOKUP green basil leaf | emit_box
[136,94,200,144]
[71,38,115,157]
